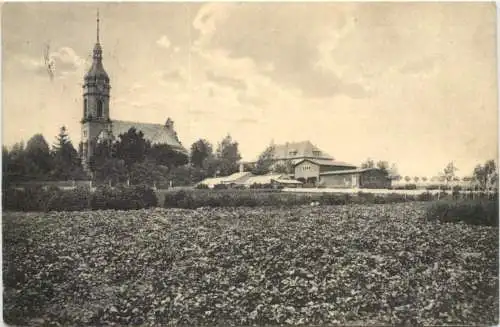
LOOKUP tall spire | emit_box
[96,9,100,43]
[92,9,103,61]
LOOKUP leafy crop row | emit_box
[3,203,498,326]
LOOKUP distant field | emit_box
[3,203,498,326]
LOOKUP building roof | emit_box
[223,172,253,183]
[274,179,303,185]
[199,172,253,186]
[111,120,187,152]
[243,174,288,185]
[199,177,226,186]
[249,141,333,162]
[320,168,379,176]
[294,158,357,168]
[273,141,333,160]
[84,43,110,83]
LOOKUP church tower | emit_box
[81,10,112,170]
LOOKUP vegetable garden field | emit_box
[3,202,498,326]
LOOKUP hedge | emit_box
[163,190,442,209]
[425,198,499,226]
[3,185,158,212]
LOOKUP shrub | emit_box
[130,185,158,208]
[3,188,29,211]
[384,193,410,203]
[417,192,435,202]
[426,199,499,226]
[213,184,228,190]
[3,184,158,212]
[196,183,209,189]
[45,187,91,212]
[3,186,53,212]
[320,193,351,205]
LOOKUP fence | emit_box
[283,187,498,199]
[10,180,92,190]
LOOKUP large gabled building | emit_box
[247,141,390,189]
[80,12,187,170]
[268,140,334,165]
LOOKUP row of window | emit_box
[288,150,322,156]
[299,164,313,171]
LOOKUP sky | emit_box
[2,2,498,177]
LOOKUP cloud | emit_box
[235,117,258,124]
[187,109,213,117]
[191,3,369,99]
[399,55,443,76]
[205,70,246,90]
[156,35,171,49]
[153,69,185,84]
[129,82,145,92]
[19,46,84,80]
[237,92,267,107]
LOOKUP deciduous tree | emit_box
[252,143,275,175]
[190,139,213,168]
[115,128,151,169]
[443,161,458,183]
[473,160,498,190]
[215,134,242,176]
[25,134,54,178]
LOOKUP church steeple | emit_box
[81,10,113,171]
[83,9,110,116]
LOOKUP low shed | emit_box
[319,168,391,189]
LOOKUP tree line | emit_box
[3,128,497,191]
[2,127,247,188]
[3,126,86,188]
[360,157,498,190]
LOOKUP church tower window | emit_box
[97,99,103,118]
[84,99,87,117]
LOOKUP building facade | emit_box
[292,158,390,189]
[80,13,187,170]
[320,168,391,189]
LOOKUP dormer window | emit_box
[313,150,321,156]
[289,150,298,156]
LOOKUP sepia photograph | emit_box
[2,2,499,326]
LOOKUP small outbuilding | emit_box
[319,168,391,189]
[292,158,391,189]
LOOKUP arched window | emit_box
[83,99,87,117]
[97,99,103,118]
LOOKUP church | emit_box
[80,13,187,170]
